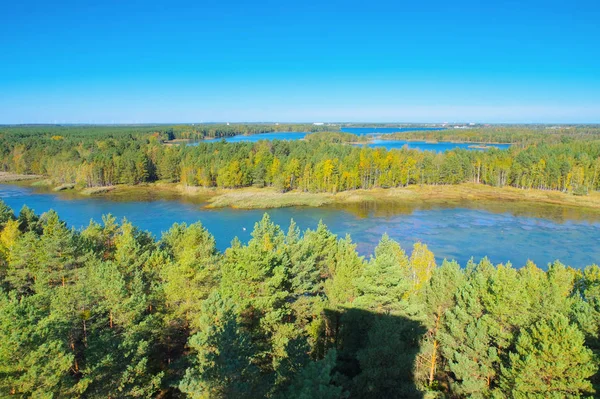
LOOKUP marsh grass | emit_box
[206,187,334,209]
[0,172,42,183]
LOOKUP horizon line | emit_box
[2,122,600,126]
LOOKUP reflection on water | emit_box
[1,184,599,269]
[336,198,600,224]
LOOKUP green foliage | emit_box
[17,205,42,234]
[414,260,464,389]
[353,234,412,314]
[0,205,598,398]
[498,314,597,398]
[2,124,600,194]
[159,222,220,330]
[0,292,75,397]
[439,261,500,397]
[282,349,343,399]
[0,200,15,228]
[180,293,262,399]
[354,316,424,398]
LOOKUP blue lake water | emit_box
[199,128,445,143]
[202,131,309,143]
[341,127,445,135]
[356,139,512,153]
[1,183,599,269]
[193,128,510,153]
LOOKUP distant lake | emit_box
[191,127,447,145]
[2,183,599,269]
[189,130,509,153]
[356,139,512,153]
[341,127,445,135]
[201,131,309,143]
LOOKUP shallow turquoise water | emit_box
[340,127,445,135]
[1,184,599,269]
[202,131,309,143]
[355,139,511,153]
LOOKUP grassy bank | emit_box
[202,184,600,211]
[329,184,577,204]
[188,183,600,211]
[0,172,42,182]
[205,188,334,209]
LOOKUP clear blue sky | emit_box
[1,0,599,123]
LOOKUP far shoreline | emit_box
[2,173,600,213]
[160,131,514,148]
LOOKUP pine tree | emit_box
[498,314,597,398]
[323,235,364,308]
[353,316,424,399]
[353,234,412,314]
[287,220,337,296]
[439,259,498,397]
[6,231,40,295]
[17,205,42,234]
[282,350,343,399]
[0,292,76,397]
[0,200,15,228]
[180,293,261,399]
[415,260,464,389]
[160,222,220,330]
[35,210,80,289]
[219,214,293,375]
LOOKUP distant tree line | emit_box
[1,126,600,194]
[0,123,335,142]
[393,126,600,146]
[0,204,598,397]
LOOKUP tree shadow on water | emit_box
[325,307,426,399]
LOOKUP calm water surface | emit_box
[193,128,510,153]
[202,131,309,143]
[199,127,445,142]
[356,139,512,153]
[1,184,599,269]
[340,127,445,135]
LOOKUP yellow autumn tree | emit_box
[0,219,21,262]
[408,242,436,296]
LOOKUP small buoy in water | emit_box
[242,227,246,231]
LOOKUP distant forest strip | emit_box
[1,125,600,195]
[389,126,600,145]
[0,123,336,141]
[0,204,598,397]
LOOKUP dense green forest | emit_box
[1,125,600,194]
[0,203,598,398]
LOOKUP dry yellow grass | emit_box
[206,187,334,209]
[80,186,116,195]
[210,184,600,210]
[403,184,600,209]
[0,172,42,182]
[203,184,600,210]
